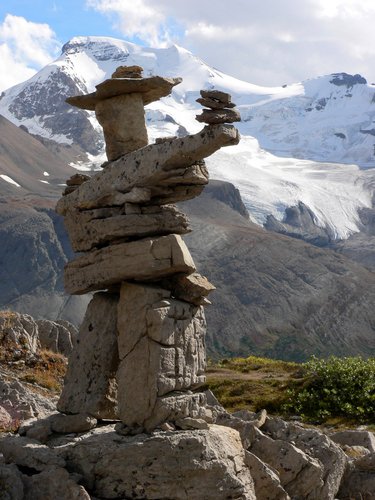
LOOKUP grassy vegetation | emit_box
[206,355,375,426]
[283,356,375,424]
[206,356,304,414]
[0,313,67,393]
[18,349,67,391]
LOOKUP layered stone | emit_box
[200,89,234,105]
[55,124,240,215]
[95,93,148,159]
[196,108,241,124]
[196,97,236,109]
[57,292,119,419]
[64,234,195,295]
[117,282,206,430]
[64,203,190,252]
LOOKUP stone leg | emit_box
[117,282,207,431]
[57,292,119,419]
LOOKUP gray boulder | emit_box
[56,424,256,499]
[330,429,375,453]
[244,451,290,500]
[0,463,24,500]
[22,466,90,500]
[264,417,347,499]
[36,318,75,356]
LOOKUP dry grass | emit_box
[206,356,305,414]
[19,349,67,392]
[0,309,18,330]
[0,336,67,392]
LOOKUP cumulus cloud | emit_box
[86,0,375,85]
[0,14,60,92]
[86,0,171,47]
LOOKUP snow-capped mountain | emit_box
[0,36,374,239]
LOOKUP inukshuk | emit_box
[56,66,240,433]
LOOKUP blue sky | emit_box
[0,1,117,43]
[2,0,375,92]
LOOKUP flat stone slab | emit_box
[196,108,241,124]
[197,96,236,109]
[64,234,196,295]
[64,204,190,252]
[66,76,182,110]
[56,124,240,215]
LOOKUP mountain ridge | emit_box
[0,36,374,239]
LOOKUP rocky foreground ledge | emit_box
[1,395,375,499]
[1,311,375,499]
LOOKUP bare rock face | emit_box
[244,451,290,500]
[57,292,119,419]
[36,319,75,356]
[64,203,190,252]
[0,313,40,354]
[64,234,196,294]
[249,427,324,498]
[117,282,206,430]
[0,378,56,421]
[263,417,347,499]
[56,424,256,500]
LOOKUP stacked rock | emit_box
[56,67,240,433]
[62,173,90,196]
[196,89,241,124]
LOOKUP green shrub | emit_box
[283,356,375,423]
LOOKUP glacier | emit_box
[0,35,374,240]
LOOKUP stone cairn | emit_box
[55,67,241,433]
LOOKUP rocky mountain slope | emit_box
[0,36,374,239]
[0,116,90,323]
[0,114,76,198]
[181,183,375,360]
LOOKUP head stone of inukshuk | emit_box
[55,66,241,433]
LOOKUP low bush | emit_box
[283,355,375,423]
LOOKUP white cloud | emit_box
[87,0,375,85]
[86,0,170,47]
[0,14,60,92]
